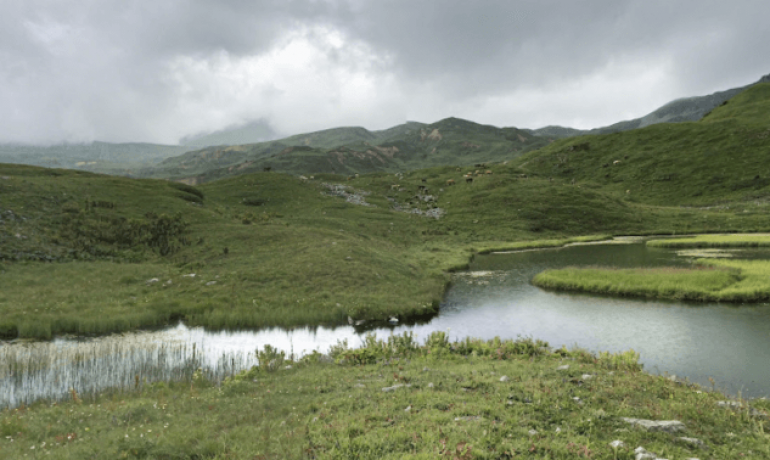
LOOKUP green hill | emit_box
[142,118,551,183]
[515,82,770,207]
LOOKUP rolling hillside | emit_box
[141,118,550,183]
[515,82,770,206]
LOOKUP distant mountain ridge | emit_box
[141,118,550,182]
[526,73,770,138]
[0,142,191,176]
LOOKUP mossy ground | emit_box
[1,335,768,459]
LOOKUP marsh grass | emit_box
[648,234,770,248]
[533,259,770,302]
[1,333,768,459]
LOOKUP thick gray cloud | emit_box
[1,0,768,145]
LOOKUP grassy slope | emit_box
[515,83,770,207]
[1,336,769,459]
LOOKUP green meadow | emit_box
[1,334,769,459]
[4,160,770,339]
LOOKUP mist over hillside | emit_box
[526,73,770,139]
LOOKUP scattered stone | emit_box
[146,278,159,284]
[206,281,217,286]
[555,427,561,433]
[345,256,352,260]
[283,365,292,370]
[422,367,429,372]
[609,440,625,449]
[164,279,172,286]
[581,374,594,380]
[528,429,538,436]
[455,416,482,422]
[499,375,509,382]
[716,400,769,418]
[572,397,584,405]
[404,405,411,412]
[633,446,661,460]
[621,417,685,433]
[427,382,434,388]
[382,384,410,392]
[676,437,707,449]
[182,274,196,278]
[353,383,365,388]
[556,365,570,371]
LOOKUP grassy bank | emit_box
[4,160,770,338]
[532,259,770,302]
[1,334,768,459]
[647,234,770,248]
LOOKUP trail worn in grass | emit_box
[533,259,770,302]
[1,334,768,459]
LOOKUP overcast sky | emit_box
[2,0,769,145]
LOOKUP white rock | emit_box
[622,417,685,433]
[499,376,509,382]
[182,274,196,278]
[609,440,625,449]
[382,384,410,392]
[556,365,570,370]
[206,281,217,286]
[147,278,159,284]
[528,429,538,436]
[427,383,434,388]
[404,405,411,412]
[677,437,707,449]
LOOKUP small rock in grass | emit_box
[609,440,625,449]
[206,281,217,286]
[404,405,411,412]
[633,446,660,460]
[146,278,159,284]
[455,416,482,422]
[499,375,509,382]
[284,365,292,370]
[422,367,429,372]
[621,417,685,433]
[676,437,707,449]
[182,273,196,278]
[382,384,410,392]
[528,429,538,436]
[556,365,570,371]
[581,374,594,380]
[427,382,434,388]
[353,383,365,388]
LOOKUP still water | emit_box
[3,239,770,408]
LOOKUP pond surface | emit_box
[3,239,770,408]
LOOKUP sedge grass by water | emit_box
[647,234,770,248]
[1,332,769,459]
[532,258,770,302]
